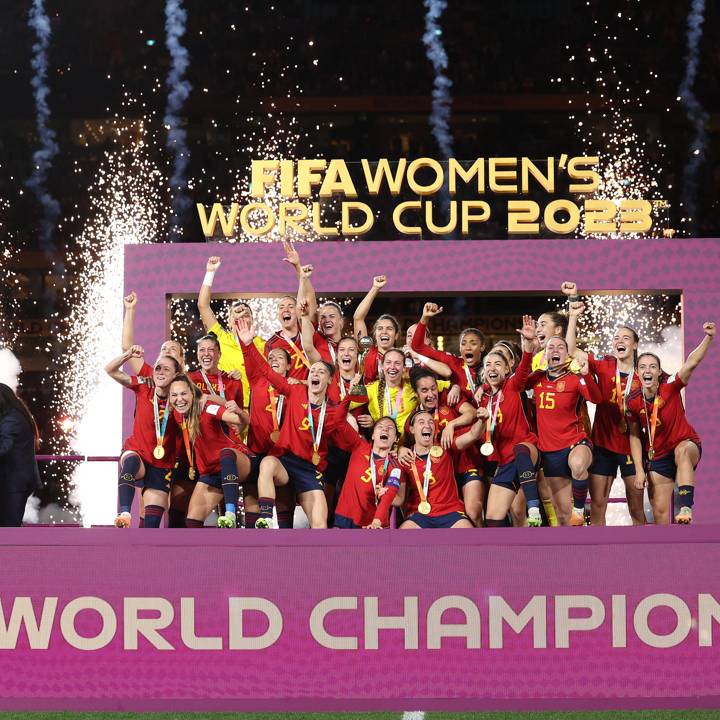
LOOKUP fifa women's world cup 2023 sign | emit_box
[196,157,655,238]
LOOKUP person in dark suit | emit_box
[0,383,41,526]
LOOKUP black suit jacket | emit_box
[0,409,42,494]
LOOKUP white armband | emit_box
[203,270,216,287]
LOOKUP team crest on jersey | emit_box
[556,381,566,392]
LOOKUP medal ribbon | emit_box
[384,385,404,420]
[614,365,634,417]
[268,386,284,433]
[643,395,660,456]
[181,419,194,468]
[409,455,432,506]
[153,390,170,450]
[338,375,352,401]
[369,453,390,505]
[485,390,502,444]
[200,369,225,400]
[327,340,337,365]
[280,333,311,369]
[307,399,327,458]
[464,363,477,395]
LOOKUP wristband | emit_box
[414,353,430,365]
[203,270,216,286]
[568,294,580,302]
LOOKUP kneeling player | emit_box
[400,409,474,529]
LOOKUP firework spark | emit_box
[52,128,166,525]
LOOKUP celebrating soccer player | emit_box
[168,374,251,528]
[566,301,645,525]
[525,337,603,526]
[105,346,182,528]
[627,322,714,525]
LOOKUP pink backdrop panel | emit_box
[1,527,720,712]
[124,239,720,521]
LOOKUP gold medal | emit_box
[429,445,443,458]
[153,445,165,460]
[312,451,321,466]
[188,467,196,481]
[270,430,280,443]
[480,442,494,456]
[418,501,431,515]
[648,448,655,461]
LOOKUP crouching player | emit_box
[105,345,182,528]
[332,417,405,528]
[168,374,251,527]
[400,409,475,529]
[627,322,714,524]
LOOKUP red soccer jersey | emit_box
[188,369,244,408]
[327,375,368,419]
[626,373,701,459]
[313,330,339,365]
[587,353,642,455]
[478,351,537,464]
[405,448,464,517]
[242,340,349,470]
[123,378,180,469]
[524,369,602,452]
[332,429,405,527]
[175,403,249,476]
[410,321,481,398]
[265,331,310,381]
[362,346,385,384]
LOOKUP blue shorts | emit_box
[334,513,361,529]
[198,473,222,490]
[492,461,522,492]
[456,467,482,489]
[591,446,635,478]
[541,439,592,478]
[406,511,469,528]
[324,445,351,488]
[138,464,172,493]
[246,454,264,485]
[279,452,325,495]
[649,442,702,480]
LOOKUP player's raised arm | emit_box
[678,322,715,385]
[198,256,221,331]
[299,301,322,364]
[353,275,387,340]
[105,346,144,387]
[121,292,145,374]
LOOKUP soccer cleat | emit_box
[527,507,542,527]
[217,512,236,529]
[114,512,132,528]
[675,506,693,524]
[255,516,277,529]
[569,509,585,526]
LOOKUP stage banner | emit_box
[1,526,720,712]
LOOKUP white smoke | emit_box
[26,0,60,248]
[164,0,192,232]
[678,0,708,233]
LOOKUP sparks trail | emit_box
[26,0,60,249]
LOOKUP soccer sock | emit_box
[572,476,589,511]
[117,455,141,514]
[244,511,260,528]
[143,504,165,528]
[542,500,559,527]
[259,496,275,519]
[167,508,186,528]
[276,509,294,529]
[513,444,540,510]
[185,518,204,528]
[678,485,695,508]
[220,449,239,516]
[485,518,507,528]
